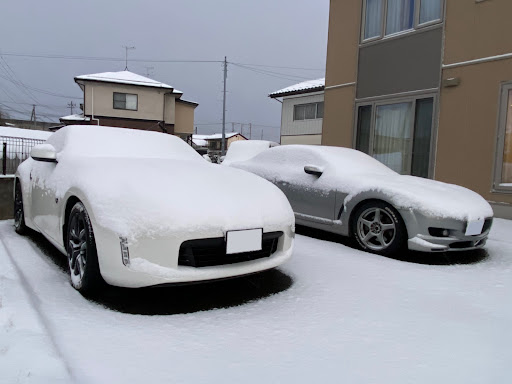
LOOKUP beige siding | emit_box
[84,82,176,124]
[281,135,322,145]
[174,102,196,134]
[281,93,324,136]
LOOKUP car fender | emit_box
[341,190,416,239]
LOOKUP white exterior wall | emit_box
[281,92,324,137]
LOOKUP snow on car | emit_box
[14,125,295,294]
[221,140,279,166]
[226,145,493,255]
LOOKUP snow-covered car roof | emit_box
[222,140,280,166]
[47,125,202,161]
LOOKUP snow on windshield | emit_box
[47,125,202,161]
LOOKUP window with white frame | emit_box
[363,0,443,42]
[355,96,434,177]
[113,92,138,111]
[293,102,324,121]
[494,83,512,191]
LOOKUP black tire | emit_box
[66,202,104,295]
[14,180,27,235]
[351,200,407,256]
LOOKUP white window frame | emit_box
[361,0,444,43]
[293,102,324,121]
[492,81,512,193]
[353,92,437,177]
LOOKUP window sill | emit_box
[491,185,512,194]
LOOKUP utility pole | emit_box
[231,122,235,132]
[240,123,244,137]
[249,123,252,139]
[122,45,136,70]
[67,101,76,115]
[30,105,36,129]
[261,130,263,140]
[221,56,227,156]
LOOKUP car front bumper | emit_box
[400,210,493,253]
[93,224,295,288]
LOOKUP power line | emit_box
[232,62,324,71]
[230,63,313,82]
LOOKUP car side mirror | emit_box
[304,165,323,177]
[31,144,58,163]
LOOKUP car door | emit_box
[31,161,62,243]
[274,150,337,224]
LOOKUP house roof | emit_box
[204,132,246,140]
[269,78,325,98]
[59,114,91,122]
[74,70,183,94]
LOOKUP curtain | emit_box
[365,0,383,39]
[419,0,442,24]
[386,0,414,35]
[373,102,413,173]
[502,90,512,184]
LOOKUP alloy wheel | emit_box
[356,207,396,251]
[68,213,88,285]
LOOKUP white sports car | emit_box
[14,126,294,295]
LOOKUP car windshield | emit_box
[47,125,202,161]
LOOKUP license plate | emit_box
[226,229,262,254]
[465,219,484,236]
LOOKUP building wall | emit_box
[281,93,324,137]
[322,0,361,147]
[437,0,512,206]
[174,102,196,135]
[83,82,176,125]
[281,135,322,145]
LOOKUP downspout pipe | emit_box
[90,86,99,125]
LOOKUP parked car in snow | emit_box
[221,140,279,166]
[14,126,295,295]
[225,145,493,255]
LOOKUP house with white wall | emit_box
[269,78,325,145]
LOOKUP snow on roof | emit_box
[269,78,325,98]
[59,114,91,121]
[204,132,245,140]
[0,126,53,140]
[75,70,183,93]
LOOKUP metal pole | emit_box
[221,56,227,156]
[2,143,6,175]
[249,123,252,139]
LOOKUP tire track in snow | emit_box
[0,230,76,383]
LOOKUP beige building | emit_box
[323,0,512,218]
[269,79,324,145]
[60,70,198,139]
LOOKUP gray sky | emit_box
[0,0,329,142]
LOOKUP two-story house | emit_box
[60,70,198,139]
[323,0,512,218]
[269,79,325,145]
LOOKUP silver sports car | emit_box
[227,144,494,255]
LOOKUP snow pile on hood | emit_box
[231,145,493,221]
[222,140,279,166]
[21,126,294,241]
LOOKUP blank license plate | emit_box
[465,219,484,236]
[226,229,262,254]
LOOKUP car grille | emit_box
[178,231,283,268]
[482,218,493,233]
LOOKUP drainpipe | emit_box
[162,91,173,134]
[90,86,99,125]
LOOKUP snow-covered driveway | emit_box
[1,219,511,384]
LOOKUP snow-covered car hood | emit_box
[25,156,295,241]
[334,172,493,221]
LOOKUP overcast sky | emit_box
[0,0,329,141]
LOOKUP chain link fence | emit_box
[1,136,46,175]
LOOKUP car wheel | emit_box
[352,201,407,256]
[14,180,27,235]
[67,202,103,295]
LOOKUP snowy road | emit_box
[1,219,511,384]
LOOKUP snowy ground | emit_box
[1,219,511,384]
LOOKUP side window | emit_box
[494,84,512,191]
